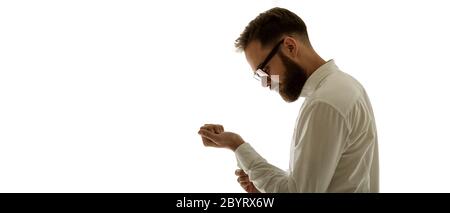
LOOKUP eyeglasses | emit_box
[253,39,284,87]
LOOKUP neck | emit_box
[300,48,327,77]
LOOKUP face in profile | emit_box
[245,39,308,103]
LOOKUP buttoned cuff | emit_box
[234,143,265,171]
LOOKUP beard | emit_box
[278,52,309,102]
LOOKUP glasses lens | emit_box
[254,69,270,87]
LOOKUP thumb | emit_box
[198,129,218,141]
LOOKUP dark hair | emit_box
[235,7,310,51]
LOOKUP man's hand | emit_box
[198,124,245,151]
[235,169,260,193]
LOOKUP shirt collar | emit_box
[300,59,338,98]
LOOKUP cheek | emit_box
[270,64,287,82]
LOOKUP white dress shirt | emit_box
[235,60,379,192]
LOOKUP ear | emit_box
[281,36,299,58]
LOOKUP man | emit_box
[198,7,379,193]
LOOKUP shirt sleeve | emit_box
[235,101,348,192]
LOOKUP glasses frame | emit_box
[253,39,284,86]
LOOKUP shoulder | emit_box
[308,71,366,117]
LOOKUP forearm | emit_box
[235,143,295,193]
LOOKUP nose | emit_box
[261,75,271,88]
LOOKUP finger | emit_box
[198,129,218,141]
[213,126,221,134]
[239,176,250,183]
[239,181,251,186]
[237,176,250,183]
[202,124,220,129]
[201,124,215,129]
[200,126,220,134]
[246,184,258,193]
[200,125,217,134]
[212,124,224,133]
[240,181,250,188]
[241,182,253,192]
[235,169,246,176]
[202,124,224,134]
[201,136,218,147]
[203,124,223,131]
[243,183,252,192]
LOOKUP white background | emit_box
[1,0,449,192]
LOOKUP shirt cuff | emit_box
[234,143,266,171]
